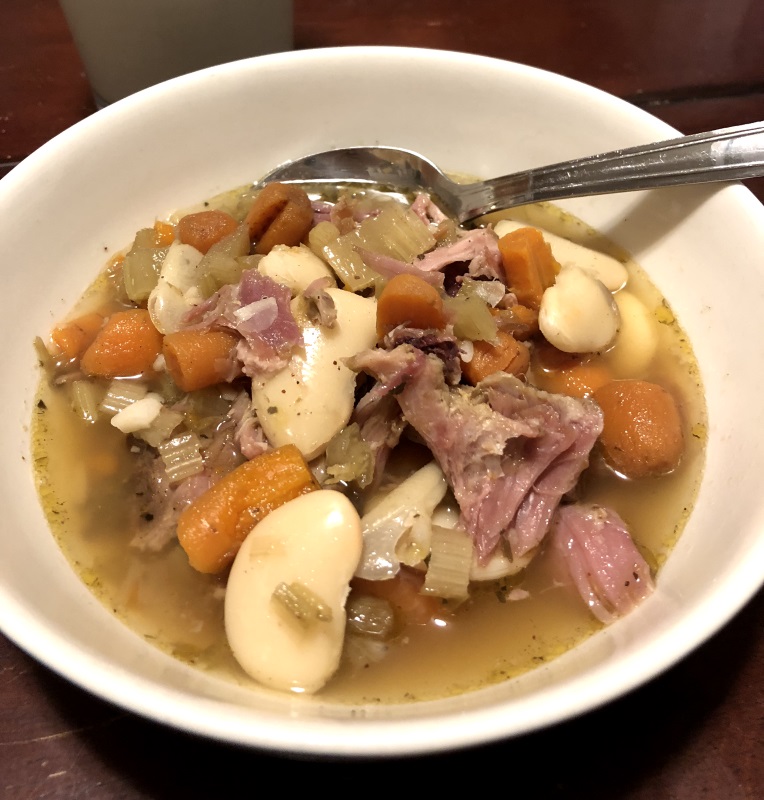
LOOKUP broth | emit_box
[32,191,706,704]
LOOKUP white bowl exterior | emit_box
[1,46,763,755]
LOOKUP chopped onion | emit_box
[111,395,163,433]
[458,340,474,363]
[345,594,395,639]
[356,461,447,580]
[324,423,374,489]
[431,502,532,581]
[444,290,498,342]
[461,277,506,308]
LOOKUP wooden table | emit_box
[2,1,762,796]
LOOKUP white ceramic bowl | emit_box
[1,47,763,757]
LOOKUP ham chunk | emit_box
[182,269,302,377]
[550,504,655,623]
[348,344,603,562]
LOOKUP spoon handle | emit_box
[463,121,764,219]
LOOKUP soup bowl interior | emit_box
[1,47,763,756]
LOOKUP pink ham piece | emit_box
[416,228,504,281]
[550,504,655,623]
[348,344,603,562]
[182,269,301,377]
[410,192,449,225]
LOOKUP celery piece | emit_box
[158,431,204,484]
[321,232,379,292]
[272,582,333,626]
[356,203,436,263]
[423,525,473,600]
[123,228,168,303]
[308,221,340,257]
[195,223,250,297]
[321,204,436,293]
[444,291,498,342]
[99,380,148,416]
[69,380,103,423]
[134,407,184,448]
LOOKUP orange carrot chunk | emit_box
[177,445,319,573]
[532,340,613,398]
[177,210,239,254]
[461,330,530,384]
[536,362,613,398]
[593,379,684,479]
[245,182,314,255]
[80,309,163,378]
[152,220,176,247]
[163,329,241,392]
[376,273,447,339]
[49,312,105,361]
[497,227,559,310]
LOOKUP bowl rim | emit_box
[2,44,764,757]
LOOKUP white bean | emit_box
[225,490,362,694]
[258,244,336,295]
[603,291,659,377]
[251,288,377,460]
[539,265,620,353]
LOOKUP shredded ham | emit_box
[549,504,655,623]
[182,269,302,377]
[348,344,603,563]
[302,276,337,327]
[416,228,505,282]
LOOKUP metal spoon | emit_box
[256,122,764,223]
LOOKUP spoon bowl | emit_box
[257,123,764,222]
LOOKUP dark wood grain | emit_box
[1,1,762,797]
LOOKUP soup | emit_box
[32,181,705,703]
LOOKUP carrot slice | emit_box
[177,444,319,573]
[376,273,447,338]
[49,312,104,361]
[593,379,684,479]
[163,329,240,392]
[245,183,314,254]
[461,330,530,384]
[152,220,176,247]
[177,210,239,254]
[532,339,613,398]
[536,362,613,398]
[80,309,163,378]
[497,227,559,310]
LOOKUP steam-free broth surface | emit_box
[32,189,705,704]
